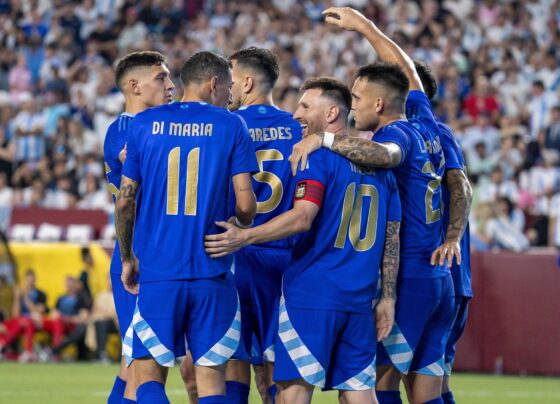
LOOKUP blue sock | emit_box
[136,381,169,404]
[442,391,455,404]
[225,381,249,404]
[423,398,444,404]
[268,384,277,403]
[198,396,227,404]
[377,390,402,404]
[108,376,126,404]
[121,399,136,404]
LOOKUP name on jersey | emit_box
[420,135,442,155]
[152,121,213,137]
[249,127,292,142]
[349,161,375,176]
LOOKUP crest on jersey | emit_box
[295,182,306,199]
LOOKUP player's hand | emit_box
[121,257,139,295]
[375,297,395,342]
[323,7,372,32]
[205,221,248,258]
[118,144,127,164]
[289,134,323,176]
[431,239,461,267]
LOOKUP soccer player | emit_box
[115,51,258,404]
[414,60,473,404]
[205,77,401,404]
[290,8,455,404]
[103,50,174,404]
[225,46,302,403]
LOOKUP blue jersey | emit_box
[122,102,258,282]
[103,113,134,275]
[285,148,401,314]
[376,90,447,279]
[437,121,473,298]
[233,105,302,249]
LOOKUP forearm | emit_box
[115,180,138,261]
[245,208,312,245]
[381,221,400,299]
[445,170,472,242]
[321,132,399,168]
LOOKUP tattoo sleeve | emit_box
[381,221,400,299]
[329,133,401,168]
[444,169,472,242]
[115,176,139,261]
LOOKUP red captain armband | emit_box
[293,180,325,208]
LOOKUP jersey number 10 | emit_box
[166,147,200,216]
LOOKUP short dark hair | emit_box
[355,62,409,106]
[300,77,352,115]
[414,60,437,100]
[230,47,279,90]
[115,51,166,90]
[180,51,231,86]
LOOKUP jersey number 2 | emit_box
[166,147,199,216]
[335,183,379,252]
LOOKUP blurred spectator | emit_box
[541,105,560,156]
[11,94,45,165]
[86,273,117,363]
[526,80,559,140]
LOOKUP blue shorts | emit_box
[129,275,243,367]
[444,296,470,375]
[378,275,454,376]
[274,297,376,391]
[234,247,289,363]
[110,272,136,359]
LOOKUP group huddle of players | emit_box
[103,7,473,404]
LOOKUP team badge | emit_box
[295,182,306,199]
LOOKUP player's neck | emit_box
[125,99,149,115]
[242,92,274,107]
[325,122,348,137]
[375,113,406,132]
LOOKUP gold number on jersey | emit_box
[334,183,379,251]
[104,162,119,199]
[166,147,200,216]
[422,161,442,224]
[254,149,284,214]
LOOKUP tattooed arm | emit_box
[376,221,400,341]
[115,175,139,294]
[289,132,401,176]
[431,169,472,267]
[231,172,257,227]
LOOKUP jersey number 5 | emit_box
[335,183,379,252]
[254,149,283,214]
[166,147,200,216]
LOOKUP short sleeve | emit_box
[293,150,328,207]
[387,173,402,222]
[375,126,411,167]
[231,116,259,177]
[438,123,464,172]
[122,118,142,182]
[405,90,437,123]
[103,126,123,186]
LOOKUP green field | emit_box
[0,363,559,403]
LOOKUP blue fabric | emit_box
[375,90,447,279]
[376,390,403,404]
[232,105,302,249]
[121,399,136,403]
[442,391,455,404]
[423,398,444,404]
[268,384,277,403]
[136,381,169,404]
[107,376,126,404]
[122,102,258,282]
[437,121,473,298]
[110,272,136,341]
[198,396,227,404]
[286,149,401,314]
[444,297,470,369]
[225,381,249,404]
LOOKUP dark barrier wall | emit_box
[454,251,560,375]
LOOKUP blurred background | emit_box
[0,0,558,399]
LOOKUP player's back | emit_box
[375,90,447,278]
[103,112,134,274]
[234,104,302,249]
[123,102,256,282]
[286,148,401,314]
[438,121,473,297]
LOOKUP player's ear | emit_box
[244,76,254,94]
[375,97,384,114]
[209,75,219,94]
[129,79,139,95]
[326,104,339,123]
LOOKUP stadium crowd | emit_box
[0,0,559,245]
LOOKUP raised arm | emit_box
[115,175,139,294]
[431,169,473,266]
[231,172,257,227]
[289,133,402,176]
[323,7,423,92]
[205,200,319,258]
